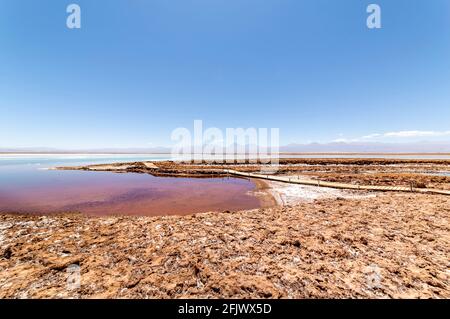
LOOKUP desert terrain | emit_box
[1,158,449,298]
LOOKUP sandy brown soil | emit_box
[1,193,449,299]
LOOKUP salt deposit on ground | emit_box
[267,181,376,205]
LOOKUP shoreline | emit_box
[250,178,279,207]
[45,157,450,215]
[2,157,448,219]
[54,157,450,191]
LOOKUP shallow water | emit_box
[1,153,449,215]
[0,155,260,216]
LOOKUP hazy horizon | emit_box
[2,140,450,154]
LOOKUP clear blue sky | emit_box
[1,0,450,149]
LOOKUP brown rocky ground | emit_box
[1,193,449,299]
[300,172,450,190]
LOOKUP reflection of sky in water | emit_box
[0,154,172,190]
[0,155,259,215]
[0,154,171,169]
[1,154,449,215]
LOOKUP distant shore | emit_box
[55,157,450,185]
[54,156,450,209]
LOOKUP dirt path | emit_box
[225,169,450,196]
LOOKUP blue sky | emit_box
[1,0,450,149]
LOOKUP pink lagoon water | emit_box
[0,155,260,216]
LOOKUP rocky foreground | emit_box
[1,193,449,298]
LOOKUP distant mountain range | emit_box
[0,147,172,154]
[2,141,450,154]
[278,141,450,153]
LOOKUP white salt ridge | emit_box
[267,181,376,206]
